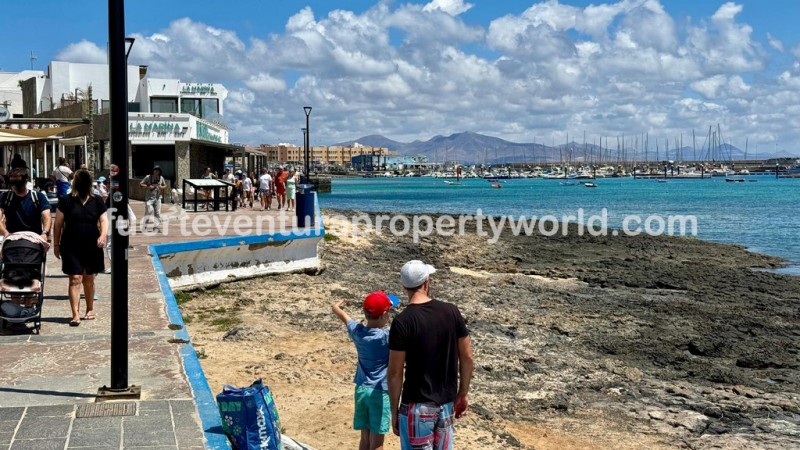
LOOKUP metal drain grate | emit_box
[76,402,137,418]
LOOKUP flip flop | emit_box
[83,312,96,320]
[69,320,80,327]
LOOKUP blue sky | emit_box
[2,1,800,153]
[1,0,797,71]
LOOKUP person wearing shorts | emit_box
[258,168,273,210]
[332,292,399,450]
[388,261,474,450]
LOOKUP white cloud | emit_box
[55,40,106,64]
[423,0,474,16]
[767,33,784,52]
[49,1,800,153]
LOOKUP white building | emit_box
[1,61,246,194]
[0,70,45,117]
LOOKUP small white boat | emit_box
[584,182,597,188]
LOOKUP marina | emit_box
[320,176,800,273]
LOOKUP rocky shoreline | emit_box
[180,210,800,449]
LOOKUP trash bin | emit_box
[295,184,315,228]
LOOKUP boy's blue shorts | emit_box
[353,385,390,434]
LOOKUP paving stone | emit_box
[15,418,70,439]
[66,447,119,450]
[168,401,196,415]
[10,439,67,450]
[0,420,19,432]
[25,405,75,418]
[0,408,24,421]
[66,427,120,448]
[126,447,179,450]
[136,410,172,420]
[122,430,177,447]
[171,414,200,430]
[138,401,170,412]
[0,431,14,444]
[71,417,123,429]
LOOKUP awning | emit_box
[0,131,37,143]
[0,125,80,139]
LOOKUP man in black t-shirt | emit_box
[0,167,51,240]
[388,260,474,450]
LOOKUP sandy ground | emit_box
[180,212,800,449]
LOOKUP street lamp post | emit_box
[303,106,312,184]
[102,0,139,399]
[301,128,307,177]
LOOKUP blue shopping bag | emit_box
[217,379,283,450]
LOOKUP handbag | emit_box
[217,379,283,450]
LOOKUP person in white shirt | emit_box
[241,173,252,208]
[51,157,73,198]
[258,168,274,211]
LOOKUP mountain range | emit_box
[335,132,798,164]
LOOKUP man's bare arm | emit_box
[388,350,406,436]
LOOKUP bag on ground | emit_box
[217,379,283,450]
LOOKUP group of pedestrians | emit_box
[0,157,109,327]
[332,260,474,450]
[245,166,300,211]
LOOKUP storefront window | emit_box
[150,97,178,113]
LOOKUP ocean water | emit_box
[318,176,800,273]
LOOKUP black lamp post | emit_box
[301,127,307,176]
[102,0,139,399]
[304,106,312,184]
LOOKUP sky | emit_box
[2,0,800,154]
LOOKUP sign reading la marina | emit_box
[180,83,217,95]
[129,122,184,134]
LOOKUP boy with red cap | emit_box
[332,291,399,450]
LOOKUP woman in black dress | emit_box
[53,170,108,326]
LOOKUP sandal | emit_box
[82,312,96,320]
[69,320,80,327]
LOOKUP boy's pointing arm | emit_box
[331,300,352,325]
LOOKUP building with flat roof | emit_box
[2,61,247,196]
[257,143,395,168]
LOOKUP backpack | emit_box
[1,190,41,211]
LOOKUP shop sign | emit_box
[129,122,184,134]
[197,122,222,142]
[180,83,217,95]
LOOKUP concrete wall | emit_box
[150,193,324,290]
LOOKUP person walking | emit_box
[286,169,298,211]
[388,260,474,450]
[51,157,73,198]
[140,166,166,232]
[241,172,253,208]
[0,167,51,239]
[52,170,108,326]
[258,168,273,211]
[274,166,286,210]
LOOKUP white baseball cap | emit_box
[400,260,437,288]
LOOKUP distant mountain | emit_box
[336,132,797,164]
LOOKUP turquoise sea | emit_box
[319,176,800,274]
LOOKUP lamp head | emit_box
[304,106,312,117]
[124,37,136,58]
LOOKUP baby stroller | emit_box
[0,233,48,334]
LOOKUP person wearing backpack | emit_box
[0,167,51,241]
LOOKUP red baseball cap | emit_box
[362,291,400,316]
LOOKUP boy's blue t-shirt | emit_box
[347,320,390,391]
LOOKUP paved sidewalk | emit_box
[0,400,203,450]
[0,200,298,450]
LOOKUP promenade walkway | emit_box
[0,200,298,450]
